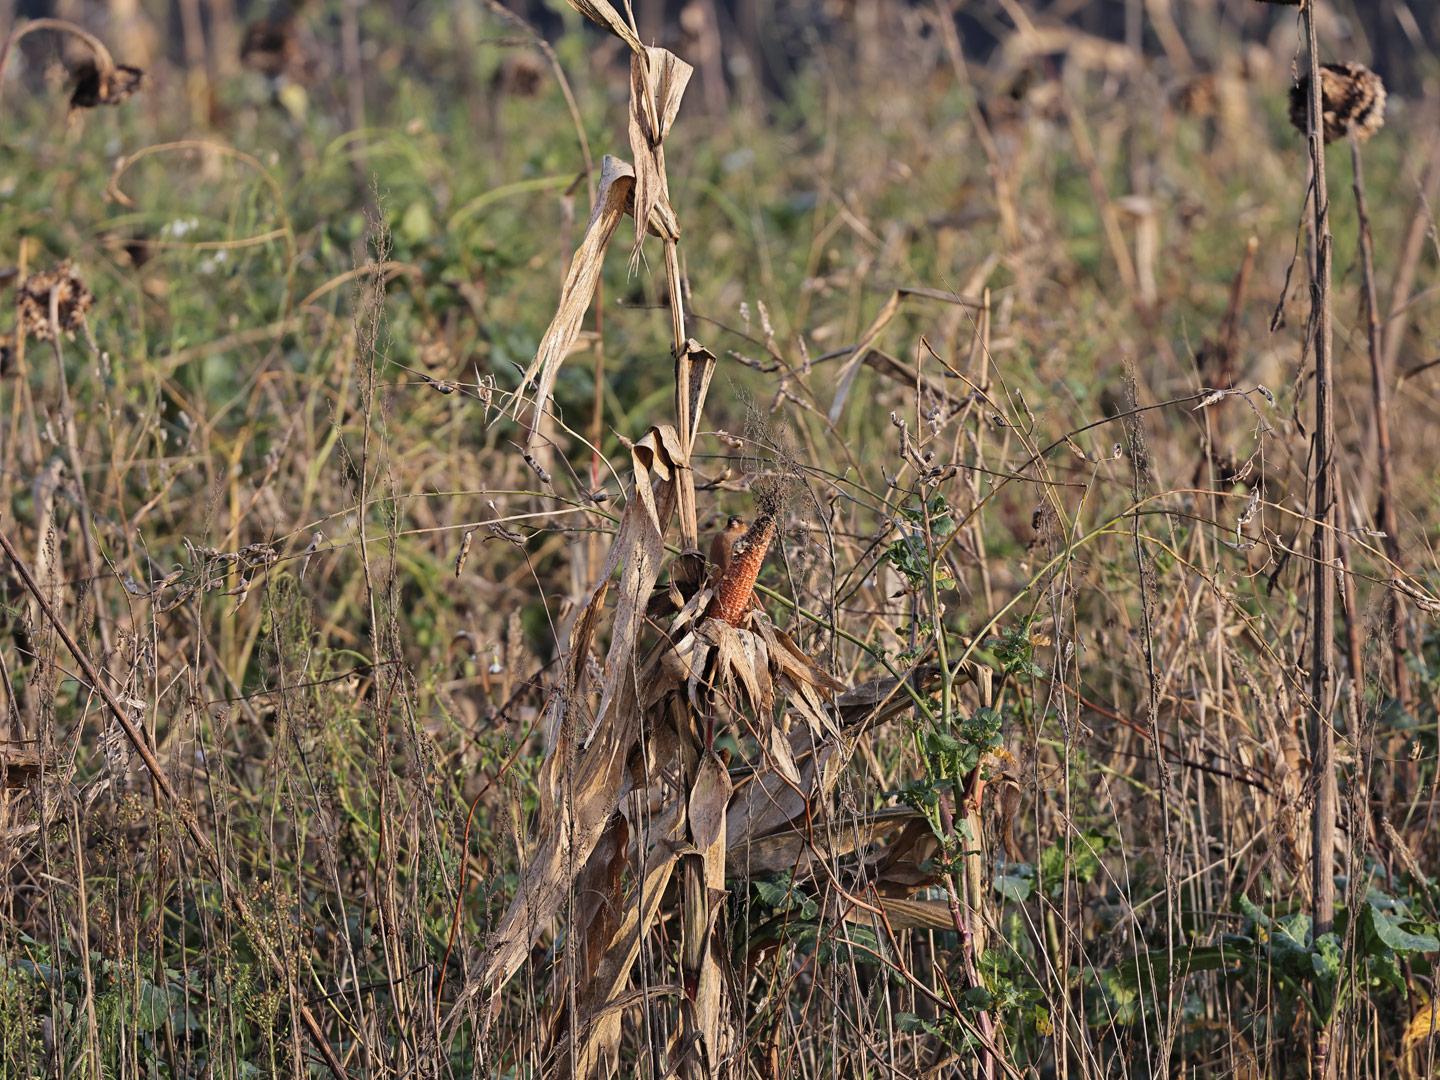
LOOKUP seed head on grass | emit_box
[1289,61,1386,144]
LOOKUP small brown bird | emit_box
[708,516,746,580]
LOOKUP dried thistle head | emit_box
[491,52,546,98]
[17,263,94,342]
[1289,62,1386,144]
[69,60,144,109]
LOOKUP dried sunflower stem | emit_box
[45,288,112,660]
[1299,2,1339,1074]
[1381,134,1440,380]
[1349,136,1411,715]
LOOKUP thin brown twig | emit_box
[1350,135,1411,715]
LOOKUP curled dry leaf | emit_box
[844,896,957,934]
[565,0,644,53]
[688,751,732,856]
[471,424,683,1005]
[731,804,923,878]
[512,156,636,446]
[683,752,734,1070]
[627,47,692,252]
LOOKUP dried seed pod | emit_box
[1289,62,1386,144]
[454,528,475,578]
[16,263,94,341]
[70,60,143,108]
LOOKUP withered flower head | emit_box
[17,263,95,342]
[1176,74,1218,118]
[491,52,546,99]
[1289,61,1386,144]
[70,60,144,109]
[241,18,297,79]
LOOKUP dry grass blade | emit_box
[828,286,984,422]
[0,528,349,1079]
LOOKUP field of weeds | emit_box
[1,1,1439,1077]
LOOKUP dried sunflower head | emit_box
[1289,61,1386,144]
[1176,74,1218,118]
[490,52,546,99]
[16,263,94,342]
[241,17,298,80]
[70,61,144,109]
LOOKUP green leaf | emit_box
[400,200,435,244]
[1237,895,1271,931]
[1271,912,1312,958]
[897,1012,946,1037]
[754,877,794,910]
[1038,829,1110,897]
[1310,933,1341,983]
[961,707,1004,752]
[1367,904,1440,955]
[135,980,173,1033]
[993,863,1034,903]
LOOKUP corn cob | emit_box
[705,514,775,625]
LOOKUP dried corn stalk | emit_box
[466,3,979,1074]
[627,47,691,253]
[470,425,683,999]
